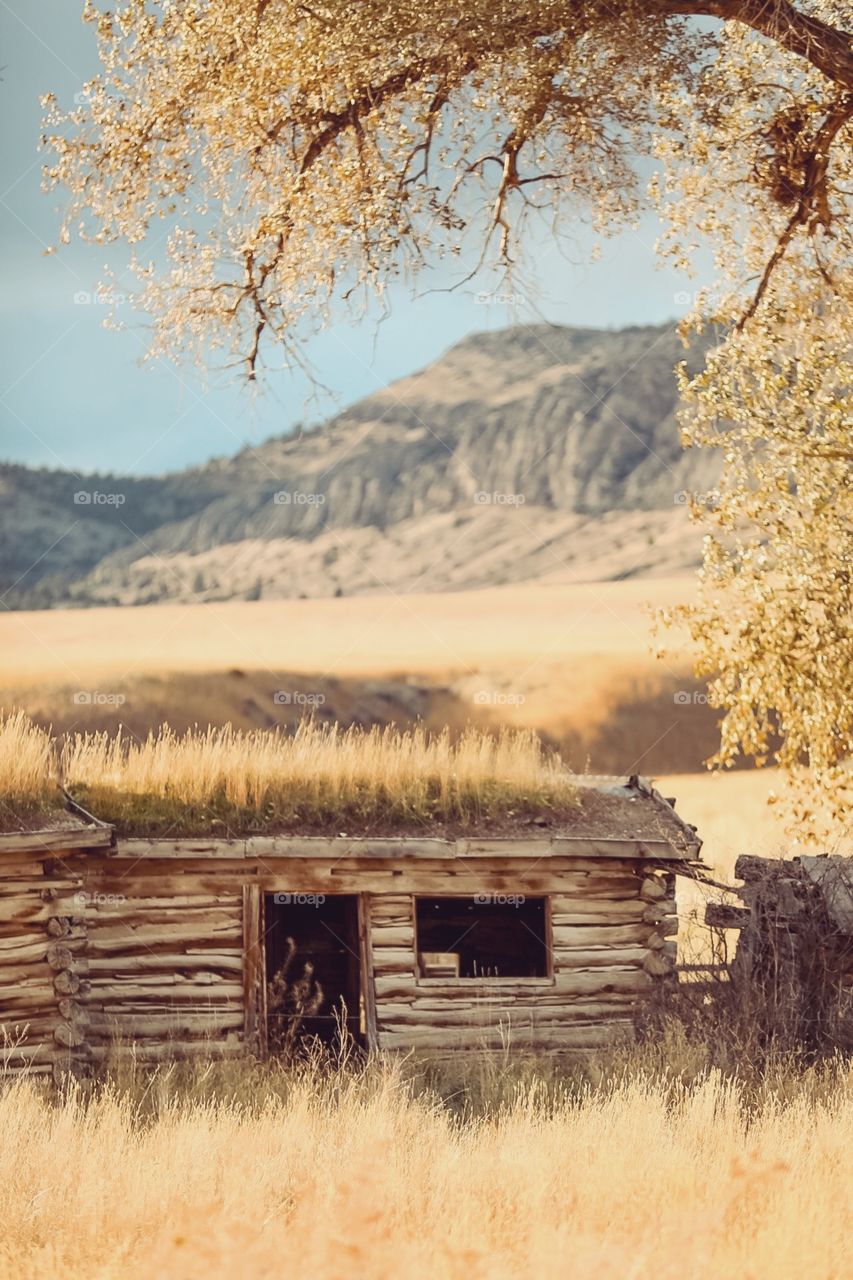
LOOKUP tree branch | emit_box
[660,0,853,90]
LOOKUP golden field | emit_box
[1,1055,852,1280]
[0,576,801,873]
[0,579,695,682]
[1,582,849,1280]
[7,576,848,874]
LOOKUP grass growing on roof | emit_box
[59,721,577,835]
[0,710,59,814]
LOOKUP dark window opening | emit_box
[264,893,362,1048]
[415,896,549,979]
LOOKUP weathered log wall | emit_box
[0,847,90,1077]
[82,890,244,1064]
[368,862,676,1051]
[0,839,680,1069]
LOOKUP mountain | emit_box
[0,323,719,608]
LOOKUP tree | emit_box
[43,1,852,829]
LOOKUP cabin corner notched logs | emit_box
[0,820,692,1073]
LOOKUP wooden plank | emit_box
[369,895,413,917]
[86,953,243,974]
[376,1022,634,1050]
[87,1012,244,1036]
[550,923,652,947]
[0,828,112,853]
[88,983,243,1002]
[553,946,647,969]
[368,924,415,948]
[548,838,679,859]
[107,835,691,862]
[374,968,651,1002]
[85,923,241,952]
[377,1001,640,1027]
[358,894,378,1051]
[242,884,261,1054]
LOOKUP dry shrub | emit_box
[267,938,325,1059]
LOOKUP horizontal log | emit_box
[75,868,646,898]
[705,903,751,928]
[553,946,647,969]
[0,1043,57,1063]
[374,968,651,1002]
[551,923,652,948]
[0,880,82,895]
[734,855,790,882]
[88,1040,245,1062]
[0,897,81,925]
[376,1022,635,1051]
[114,836,685,862]
[377,999,641,1027]
[368,895,414,917]
[0,940,50,966]
[86,925,241,953]
[85,953,243,974]
[86,983,244,1002]
[551,900,646,924]
[87,1012,244,1036]
[0,990,58,1012]
[369,925,414,949]
[86,907,242,928]
[0,828,112,853]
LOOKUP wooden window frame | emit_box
[412,893,555,986]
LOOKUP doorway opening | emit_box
[264,893,362,1049]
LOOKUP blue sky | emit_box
[0,1,710,476]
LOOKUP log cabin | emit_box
[0,775,703,1076]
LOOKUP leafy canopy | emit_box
[44,1,853,831]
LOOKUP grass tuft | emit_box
[0,710,59,815]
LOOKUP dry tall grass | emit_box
[0,712,577,832]
[1,1050,851,1280]
[0,710,57,812]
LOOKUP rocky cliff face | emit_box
[1,323,719,607]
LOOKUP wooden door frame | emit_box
[358,892,378,1051]
[242,884,268,1055]
[245,887,377,1054]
